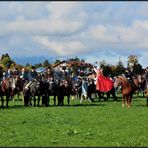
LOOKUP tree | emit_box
[54,59,61,64]
[0,53,15,68]
[115,60,125,75]
[99,60,107,68]
[34,63,42,69]
[42,59,50,68]
[102,65,112,77]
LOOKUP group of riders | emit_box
[0,65,148,107]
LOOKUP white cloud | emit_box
[0,2,148,67]
[46,2,79,19]
[0,17,85,37]
[33,36,86,56]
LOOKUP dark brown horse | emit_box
[136,74,147,97]
[14,76,26,101]
[114,75,140,108]
[0,78,13,108]
[57,79,72,106]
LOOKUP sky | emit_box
[0,1,148,68]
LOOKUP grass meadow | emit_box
[0,94,148,147]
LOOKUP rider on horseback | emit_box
[125,68,134,83]
[3,68,13,80]
[20,68,28,80]
[25,66,38,90]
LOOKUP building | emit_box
[52,60,93,76]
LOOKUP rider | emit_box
[45,67,54,81]
[125,68,134,83]
[20,68,29,80]
[12,67,20,78]
[25,66,38,89]
[3,68,13,80]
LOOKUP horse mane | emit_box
[118,75,131,87]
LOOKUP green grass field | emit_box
[0,94,148,147]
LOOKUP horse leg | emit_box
[128,96,132,108]
[46,95,49,107]
[87,93,92,102]
[17,93,19,101]
[24,95,29,106]
[33,96,36,107]
[106,92,110,101]
[42,95,45,106]
[96,90,101,101]
[1,96,4,108]
[6,95,9,108]
[67,95,70,106]
[29,96,32,106]
[37,96,40,107]
[112,89,117,101]
[122,95,125,108]
[125,95,128,107]
[62,96,64,106]
[57,95,60,106]
[97,91,105,102]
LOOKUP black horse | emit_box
[57,79,72,106]
[46,78,58,106]
[87,79,95,102]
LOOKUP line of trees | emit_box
[0,53,146,76]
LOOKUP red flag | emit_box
[96,73,114,92]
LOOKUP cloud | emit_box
[46,2,79,19]
[33,36,86,56]
[0,18,85,37]
[0,2,148,68]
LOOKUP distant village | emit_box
[0,53,147,77]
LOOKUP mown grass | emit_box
[0,94,148,147]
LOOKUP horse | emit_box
[114,75,140,108]
[57,79,72,106]
[87,79,95,102]
[47,78,58,106]
[9,76,27,102]
[0,78,14,108]
[23,78,42,106]
[136,74,147,97]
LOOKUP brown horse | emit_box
[114,75,140,108]
[0,78,13,108]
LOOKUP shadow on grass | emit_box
[0,104,26,110]
[71,103,106,107]
[135,104,148,107]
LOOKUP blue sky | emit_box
[0,1,148,68]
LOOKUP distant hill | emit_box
[13,56,55,66]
